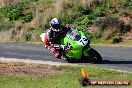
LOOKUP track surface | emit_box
[0,43,132,72]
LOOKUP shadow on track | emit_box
[102,60,132,64]
[70,59,132,64]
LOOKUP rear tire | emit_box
[89,48,102,64]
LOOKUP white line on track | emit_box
[0,57,132,73]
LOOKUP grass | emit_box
[0,0,131,43]
[0,30,11,42]
[0,61,132,88]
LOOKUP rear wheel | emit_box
[89,48,102,64]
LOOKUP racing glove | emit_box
[60,45,73,50]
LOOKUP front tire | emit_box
[89,48,102,64]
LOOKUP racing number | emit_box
[79,38,88,45]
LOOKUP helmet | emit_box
[50,18,61,32]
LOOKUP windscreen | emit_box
[66,30,81,41]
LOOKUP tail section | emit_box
[40,33,45,42]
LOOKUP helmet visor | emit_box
[52,28,62,32]
[52,24,61,29]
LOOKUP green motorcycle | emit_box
[40,29,102,64]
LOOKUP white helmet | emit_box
[50,18,61,32]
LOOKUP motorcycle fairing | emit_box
[66,29,88,46]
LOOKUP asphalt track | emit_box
[0,43,132,72]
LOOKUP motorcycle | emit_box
[40,29,102,64]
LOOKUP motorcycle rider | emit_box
[44,18,71,58]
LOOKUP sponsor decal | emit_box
[79,68,131,86]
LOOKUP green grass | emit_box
[0,65,132,88]
[0,0,131,43]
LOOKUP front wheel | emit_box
[89,48,102,64]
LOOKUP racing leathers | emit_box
[44,26,70,58]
